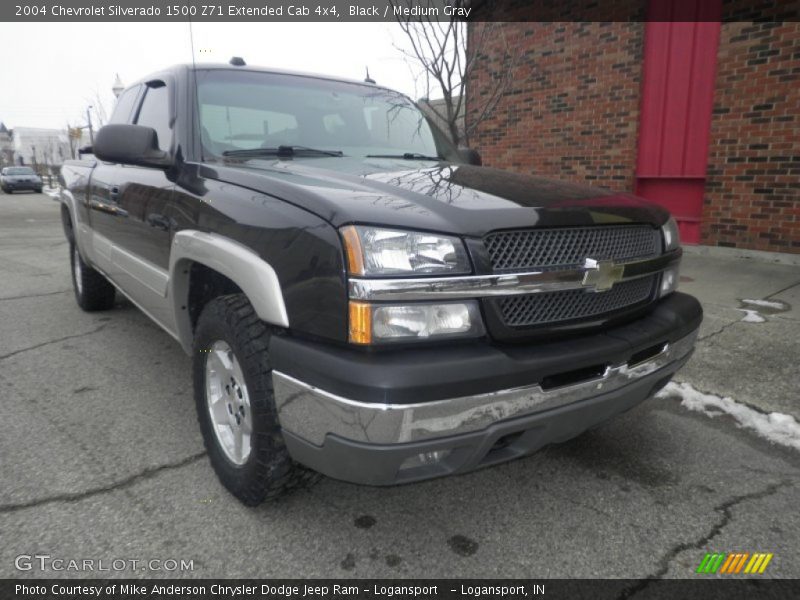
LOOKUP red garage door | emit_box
[635,0,721,243]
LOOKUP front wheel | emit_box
[70,243,116,311]
[192,294,318,505]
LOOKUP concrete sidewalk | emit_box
[677,252,800,419]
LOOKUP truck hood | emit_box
[198,157,669,237]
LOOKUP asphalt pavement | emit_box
[0,192,798,581]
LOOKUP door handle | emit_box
[109,186,120,200]
[90,199,127,217]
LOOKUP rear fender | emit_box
[59,188,91,256]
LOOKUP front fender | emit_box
[169,230,290,353]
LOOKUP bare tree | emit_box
[85,87,112,129]
[66,124,84,159]
[391,0,517,147]
[93,91,110,127]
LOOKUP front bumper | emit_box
[270,292,702,485]
[3,181,41,190]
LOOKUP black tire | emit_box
[70,243,116,311]
[5,189,11,194]
[193,294,319,505]
[35,188,43,194]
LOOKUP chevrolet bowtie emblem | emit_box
[582,258,625,292]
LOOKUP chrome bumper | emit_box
[272,329,697,446]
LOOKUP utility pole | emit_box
[66,123,73,159]
[86,106,94,145]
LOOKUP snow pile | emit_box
[742,298,788,311]
[737,309,766,323]
[657,381,800,451]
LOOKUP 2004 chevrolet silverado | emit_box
[59,59,702,505]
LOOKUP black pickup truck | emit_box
[59,59,702,505]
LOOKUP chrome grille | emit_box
[485,225,660,273]
[497,275,657,328]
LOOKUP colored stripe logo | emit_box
[696,552,773,574]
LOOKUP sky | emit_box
[0,22,427,131]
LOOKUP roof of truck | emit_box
[130,62,391,92]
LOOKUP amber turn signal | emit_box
[348,301,372,344]
[340,225,365,276]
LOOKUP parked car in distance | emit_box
[1,166,43,193]
[58,59,702,505]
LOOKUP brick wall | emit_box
[703,17,800,252]
[467,19,644,192]
[467,1,799,253]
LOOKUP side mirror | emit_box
[94,124,171,168]
[458,147,482,166]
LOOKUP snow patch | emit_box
[742,298,788,311]
[737,309,766,323]
[657,381,800,451]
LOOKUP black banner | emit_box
[2,0,799,22]
[4,579,800,600]
[5,1,460,22]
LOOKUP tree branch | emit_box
[391,1,521,147]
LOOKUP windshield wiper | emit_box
[222,145,344,158]
[365,152,444,161]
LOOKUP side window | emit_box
[109,86,141,124]
[135,84,172,152]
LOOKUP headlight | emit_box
[662,217,680,252]
[349,300,484,344]
[341,225,470,276]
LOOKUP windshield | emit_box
[196,69,457,160]
[5,167,35,175]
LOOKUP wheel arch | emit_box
[59,189,81,247]
[60,202,75,244]
[169,230,290,353]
